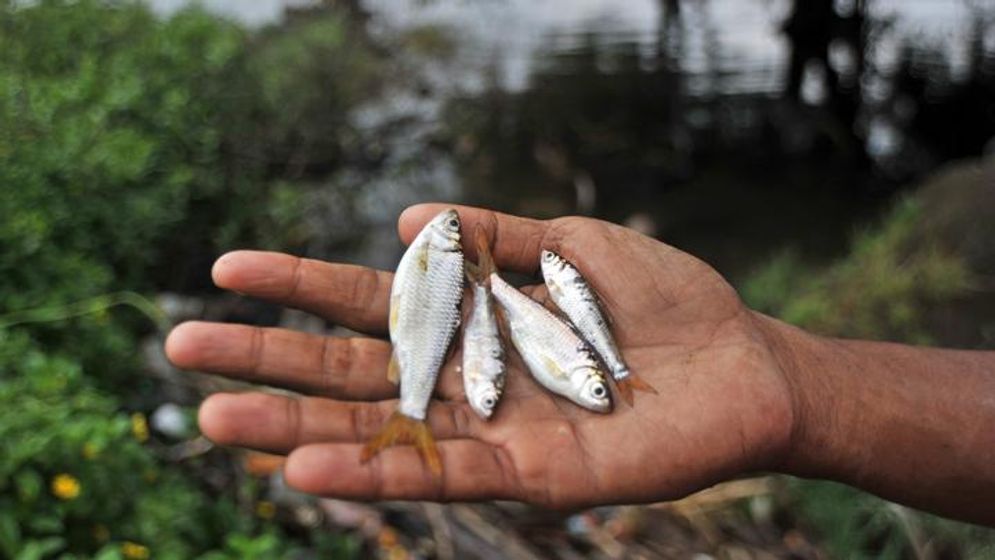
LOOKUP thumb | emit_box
[398,203,552,274]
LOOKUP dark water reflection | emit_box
[151,0,995,279]
[437,1,994,278]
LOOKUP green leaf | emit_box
[16,537,66,560]
[14,470,42,502]
[0,511,21,558]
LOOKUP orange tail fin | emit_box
[360,411,442,477]
[615,373,658,407]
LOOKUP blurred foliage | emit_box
[0,0,376,556]
[742,159,995,557]
[784,480,995,560]
[240,13,387,176]
[1,0,258,389]
[742,198,970,345]
[1,0,244,304]
[0,331,310,559]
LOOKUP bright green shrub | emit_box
[742,198,971,344]
[0,331,288,559]
[0,2,364,557]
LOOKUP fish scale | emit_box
[361,208,464,476]
[489,271,611,413]
[461,226,507,420]
[392,243,463,420]
[461,281,506,419]
[542,253,624,376]
[540,250,657,406]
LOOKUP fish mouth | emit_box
[470,405,494,420]
[470,389,500,419]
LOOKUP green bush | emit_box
[0,1,368,557]
[742,198,971,344]
[742,187,995,557]
[0,331,301,559]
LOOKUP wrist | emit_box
[750,312,852,480]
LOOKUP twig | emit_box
[423,503,455,560]
[0,291,170,332]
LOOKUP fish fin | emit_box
[389,294,400,332]
[465,261,483,284]
[360,411,442,477]
[387,349,401,384]
[615,372,657,407]
[615,379,634,407]
[473,225,495,281]
[417,243,430,272]
[493,304,513,349]
[541,354,567,379]
[594,290,615,326]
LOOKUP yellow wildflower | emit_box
[51,473,81,500]
[131,412,149,442]
[378,527,398,548]
[255,500,276,519]
[121,541,150,559]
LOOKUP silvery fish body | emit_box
[540,250,629,381]
[389,209,464,420]
[461,279,506,419]
[489,272,611,413]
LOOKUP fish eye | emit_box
[591,383,607,399]
[543,251,555,262]
[447,218,459,229]
[482,396,496,409]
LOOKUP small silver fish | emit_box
[361,208,464,476]
[540,250,656,406]
[461,228,506,420]
[487,254,611,413]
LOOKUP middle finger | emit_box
[167,321,397,401]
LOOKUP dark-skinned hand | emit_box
[165,204,794,508]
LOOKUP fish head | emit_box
[467,381,502,420]
[540,249,561,270]
[540,250,570,286]
[573,367,612,413]
[426,208,462,250]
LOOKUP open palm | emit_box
[166,204,794,508]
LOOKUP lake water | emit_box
[147,0,993,278]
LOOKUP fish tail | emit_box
[474,225,495,280]
[360,411,442,477]
[615,371,658,407]
[465,260,483,284]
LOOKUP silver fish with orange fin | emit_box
[540,250,656,406]
[485,244,612,413]
[361,209,464,476]
[461,227,506,420]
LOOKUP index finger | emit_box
[212,251,392,335]
[399,204,552,274]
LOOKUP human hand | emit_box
[165,204,795,508]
